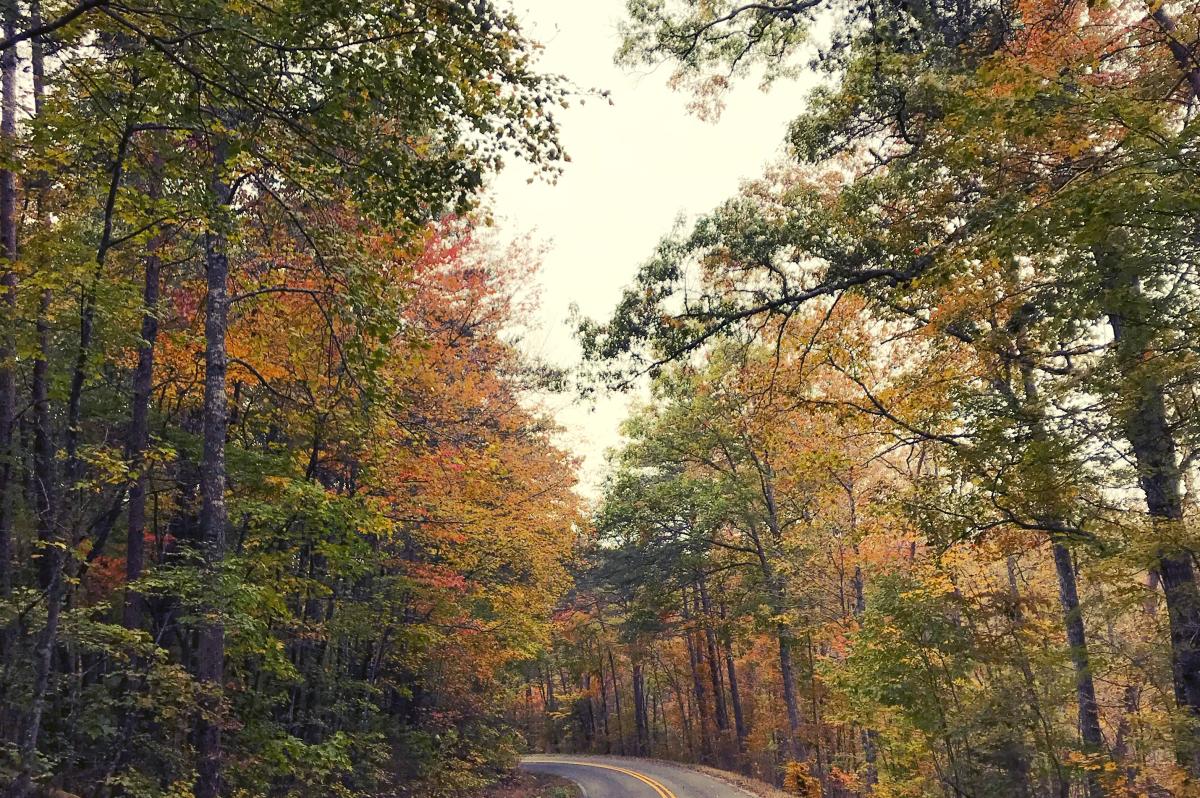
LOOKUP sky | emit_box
[487,0,812,496]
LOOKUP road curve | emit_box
[521,754,753,798]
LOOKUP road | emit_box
[521,754,752,798]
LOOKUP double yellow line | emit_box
[546,760,677,798]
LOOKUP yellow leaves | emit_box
[783,760,822,797]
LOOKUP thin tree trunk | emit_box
[778,632,805,764]
[10,26,54,788]
[852,564,879,787]
[698,579,731,738]
[683,588,715,763]
[1010,310,1107,795]
[123,231,161,629]
[11,287,58,798]
[1051,542,1104,798]
[1005,557,1059,798]
[608,647,626,756]
[722,633,748,754]
[195,139,232,798]
[597,654,611,752]
[633,660,650,755]
[1113,571,1158,783]
[0,0,17,607]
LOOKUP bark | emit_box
[778,632,806,763]
[608,647,626,755]
[851,563,879,785]
[698,579,731,739]
[0,0,16,605]
[195,140,232,798]
[683,588,715,763]
[1148,7,1200,99]
[123,233,161,629]
[1051,543,1104,798]
[718,597,748,754]
[633,661,650,755]
[1010,309,1107,795]
[10,288,58,798]
[1101,248,1200,767]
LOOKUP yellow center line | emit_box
[540,760,677,798]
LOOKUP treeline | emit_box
[527,0,1200,796]
[0,3,581,797]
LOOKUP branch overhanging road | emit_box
[521,755,755,798]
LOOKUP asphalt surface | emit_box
[521,755,752,798]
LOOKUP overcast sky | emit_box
[487,1,812,495]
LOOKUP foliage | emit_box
[0,3,581,796]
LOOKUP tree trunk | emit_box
[1009,310,1108,795]
[195,140,232,798]
[852,563,879,786]
[597,654,611,751]
[123,233,161,629]
[683,588,715,763]
[1051,542,1104,798]
[608,647,626,756]
[633,661,650,755]
[11,287,58,798]
[778,632,805,764]
[1102,248,1200,768]
[698,579,731,738]
[722,634,748,754]
[1005,557,1063,798]
[0,0,17,606]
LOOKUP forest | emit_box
[0,0,1197,798]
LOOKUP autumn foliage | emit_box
[550,0,1200,796]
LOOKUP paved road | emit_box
[521,755,752,798]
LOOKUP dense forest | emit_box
[1,0,1199,798]
[0,2,580,797]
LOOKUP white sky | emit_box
[488,0,813,496]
